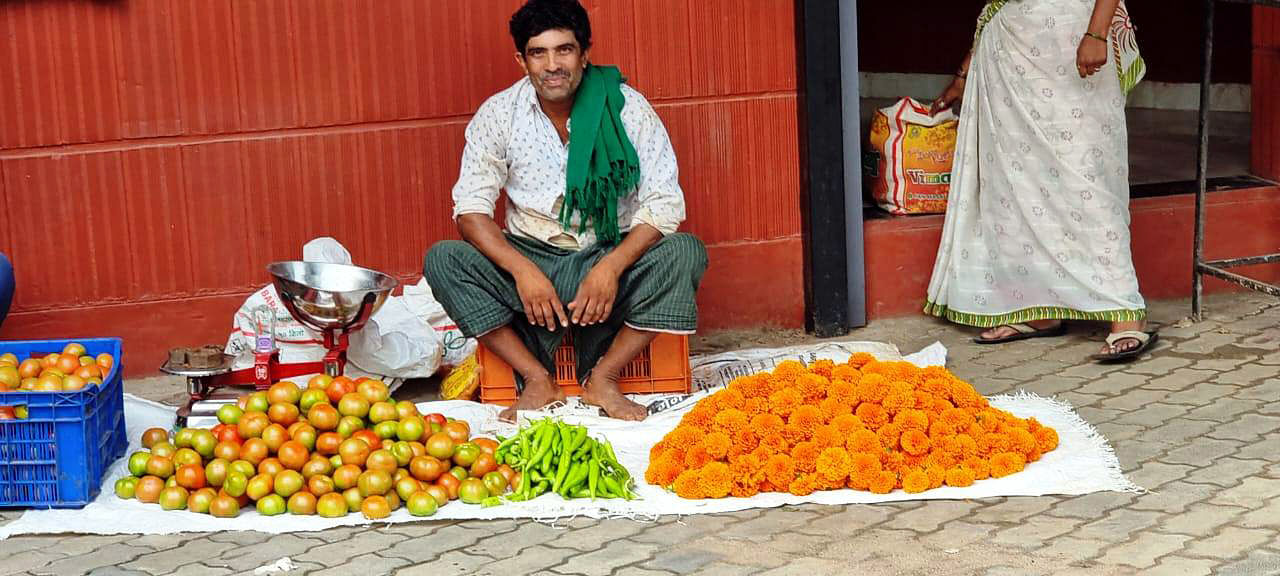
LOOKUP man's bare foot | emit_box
[581,370,648,421]
[498,373,565,423]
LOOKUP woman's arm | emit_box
[1077,0,1120,78]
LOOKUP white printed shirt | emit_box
[451,76,686,251]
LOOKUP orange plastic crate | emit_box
[477,332,691,406]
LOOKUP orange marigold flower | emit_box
[1008,428,1037,456]
[989,452,1027,478]
[965,457,991,480]
[894,409,930,432]
[787,405,823,439]
[930,397,957,414]
[795,373,829,402]
[945,466,976,487]
[699,461,733,499]
[911,391,938,412]
[978,433,1010,456]
[921,377,953,400]
[855,403,889,430]
[791,441,821,473]
[711,388,745,412]
[764,454,796,488]
[668,426,704,451]
[788,474,818,496]
[730,480,760,499]
[949,381,984,409]
[732,428,760,456]
[773,360,808,384]
[704,432,732,460]
[645,452,686,487]
[768,387,803,419]
[1026,416,1044,434]
[847,429,880,454]
[681,403,717,431]
[941,407,975,429]
[819,397,851,422]
[813,424,844,449]
[1034,427,1059,453]
[729,453,765,486]
[881,451,907,474]
[827,380,859,408]
[847,471,870,490]
[900,429,931,456]
[816,447,853,483]
[869,470,897,494]
[850,451,881,477]
[847,352,875,368]
[877,422,903,451]
[684,444,713,469]
[760,432,790,455]
[811,359,836,378]
[926,450,958,470]
[713,409,750,436]
[881,390,914,416]
[832,364,861,383]
[975,409,1002,432]
[925,464,946,489]
[832,413,865,436]
[649,440,670,461]
[742,397,768,416]
[856,374,890,404]
[943,434,978,460]
[928,420,957,440]
[902,469,930,494]
[673,469,704,499]
[750,413,785,437]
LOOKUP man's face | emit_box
[517,28,587,104]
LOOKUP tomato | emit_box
[34,374,62,391]
[496,464,516,486]
[396,477,422,502]
[426,433,455,460]
[458,478,488,504]
[406,491,438,517]
[469,452,497,478]
[436,472,460,500]
[173,448,202,468]
[267,381,301,406]
[473,437,499,456]
[188,488,217,514]
[482,471,508,496]
[218,473,246,500]
[256,494,287,516]
[307,403,340,432]
[141,428,169,449]
[217,404,244,426]
[191,429,218,459]
[357,379,390,405]
[387,442,412,468]
[287,491,317,515]
[316,493,348,518]
[442,421,471,445]
[308,474,336,497]
[205,458,231,488]
[230,460,257,479]
[135,476,165,503]
[368,402,398,424]
[209,493,241,517]
[128,451,152,477]
[337,393,370,419]
[409,442,426,458]
[74,364,102,381]
[449,466,468,482]
[297,389,327,414]
[215,425,242,445]
[146,455,175,479]
[213,440,241,462]
[238,412,271,440]
[333,464,362,491]
[278,440,309,471]
[240,438,270,465]
[114,476,138,499]
[358,470,393,497]
[151,442,177,459]
[423,484,449,507]
[267,403,300,427]
[342,487,363,512]
[61,375,88,391]
[274,470,305,498]
[246,473,275,501]
[96,353,115,374]
[0,366,20,390]
[40,353,59,370]
[17,359,41,380]
[258,458,285,477]
[373,421,399,440]
[315,432,342,456]
[353,430,382,449]
[0,352,15,366]
[360,495,391,520]
[452,443,480,468]
[290,424,318,451]
[56,354,81,376]
[385,490,401,511]
[176,464,207,490]
[409,456,445,483]
[338,438,371,468]
[336,415,364,439]
[307,374,333,390]
[325,378,354,404]
[396,417,425,443]
[159,486,189,511]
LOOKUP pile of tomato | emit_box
[114,375,517,519]
[0,343,117,420]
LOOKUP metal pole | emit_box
[1191,0,1215,321]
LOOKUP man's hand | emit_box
[514,264,568,330]
[568,261,620,325]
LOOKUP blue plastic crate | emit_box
[0,338,126,508]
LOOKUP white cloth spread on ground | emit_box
[0,342,1139,538]
[925,0,1146,327]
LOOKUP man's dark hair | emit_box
[509,0,592,55]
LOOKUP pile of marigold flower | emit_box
[645,353,1059,499]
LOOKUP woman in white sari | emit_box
[925,0,1157,361]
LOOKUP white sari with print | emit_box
[924,0,1146,327]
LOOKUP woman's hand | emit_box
[1077,33,1109,78]
[931,76,966,115]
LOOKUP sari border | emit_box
[923,301,1147,328]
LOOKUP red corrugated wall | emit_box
[0,0,805,376]
[1255,5,1280,181]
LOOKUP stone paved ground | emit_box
[2,292,1278,576]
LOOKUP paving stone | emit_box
[1046,491,1136,519]
[466,520,562,560]
[820,529,919,563]
[1258,350,1280,366]
[86,567,149,576]
[377,522,445,539]
[1072,509,1164,541]
[302,526,365,543]
[1142,369,1218,392]
[1127,462,1193,490]
[1191,358,1254,372]
[1174,331,1238,355]
[1208,414,1280,442]
[988,516,1081,549]
[1215,548,1280,576]
[1059,362,1127,380]
[1214,364,1280,385]
[1102,389,1174,411]
[881,501,980,533]
[0,536,65,556]
[0,550,64,576]
[795,504,891,535]
[688,563,763,576]
[308,552,409,576]
[472,544,576,576]
[161,564,233,576]
[717,509,819,542]
[34,544,146,576]
[1182,458,1270,488]
[1009,374,1086,397]
[205,531,273,546]
[1161,437,1243,467]
[1183,526,1276,560]
[1163,383,1239,407]
[39,535,133,557]
[918,520,997,551]
[1183,398,1264,423]
[1111,403,1190,429]
[1141,419,1216,446]
[1077,373,1150,397]
[1113,439,1173,471]
[123,539,241,575]
[641,547,727,574]
[293,530,406,567]
[1232,375,1280,400]
[1237,497,1280,529]
[1030,536,1111,564]
[631,515,745,546]
[972,497,1055,523]
[615,568,676,576]
[1076,407,1125,425]
[551,540,658,576]
[397,550,494,576]
[1128,482,1219,514]
[382,525,485,563]
[1144,556,1217,576]
[1209,477,1280,509]
[756,558,849,576]
[1056,391,1105,409]
[1124,356,1193,376]
[1158,502,1247,536]
[124,534,194,552]
[1096,532,1192,569]
[1232,434,1280,460]
[551,518,646,551]
[208,534,321,572]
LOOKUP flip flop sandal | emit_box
[1091,330,1159,363]
[972,322,1067,344]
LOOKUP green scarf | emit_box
[561,64,640,245]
